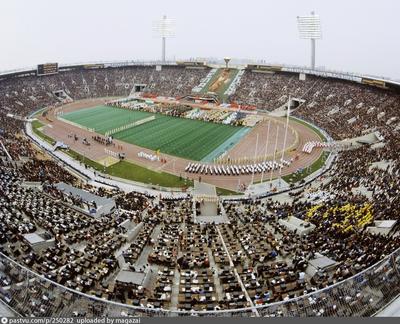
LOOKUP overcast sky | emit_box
[1,0,399,79]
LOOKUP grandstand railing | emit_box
[1,247,399,317]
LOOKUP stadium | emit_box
[1,6,400,322]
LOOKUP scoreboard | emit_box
[37,63,59,76]
[362,78,386,89]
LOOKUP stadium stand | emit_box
[229,71,318,110]
[0,63,399,316]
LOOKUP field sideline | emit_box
[62,105,247,161]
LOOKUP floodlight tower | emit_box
[153,15,176,62]
[297,11,322,70]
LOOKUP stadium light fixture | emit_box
[153,15,176,63]
[297,11,322,70]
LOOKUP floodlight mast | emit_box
[297,11,322,70]
[311,38,316,71]
[162,36,166,63]
[153,15,176,63]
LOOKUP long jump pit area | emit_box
[33,98,325,193]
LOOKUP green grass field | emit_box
[107,161,192,188]
[60,148,191,188]
[282,151,330,184]
[62,105,245,161]
[32,120,56,145]
[62,106,154,134]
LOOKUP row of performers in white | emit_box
[185,159,292,176]
[302,141,331,154]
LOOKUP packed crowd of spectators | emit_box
[229,71,318,110]
[0,65,399,316]
[230,70,400,141]
[0,65,210,120]
[293,79,400,140]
